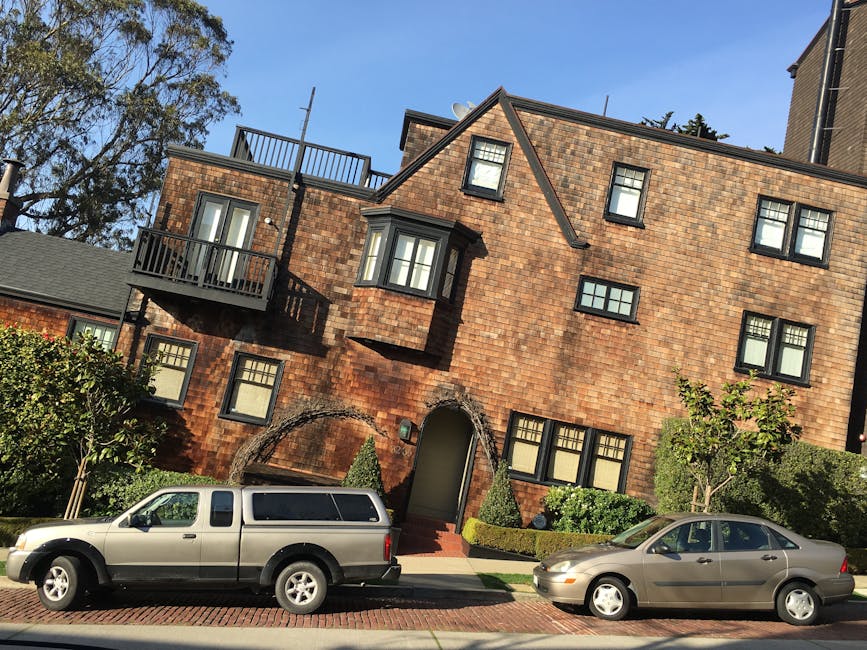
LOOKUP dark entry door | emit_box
[406,409,472,522]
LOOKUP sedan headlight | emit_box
[547,560,581,573]
[14,533,27,550]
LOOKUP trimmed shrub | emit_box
[461,517,612,560]
[84,467,223,516]
[478,463,522,528]
[543,485,655,534]
[341,436,386,502]
[655,429,867,547]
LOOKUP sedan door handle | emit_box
[696,557,713,564]
[761,554,778,561]
[182,533,197,539]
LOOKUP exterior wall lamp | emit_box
[398,418,413,441]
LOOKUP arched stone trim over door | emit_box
[407,385,498,528]
[228,396,385,484]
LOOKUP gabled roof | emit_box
[0,230,131,318]
[377,86,867,251]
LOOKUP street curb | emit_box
[332,583,542,602]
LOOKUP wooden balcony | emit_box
[129,228,277,311]
[231,126,390,190]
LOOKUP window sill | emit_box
[219,412,270,426]
[733,366,811,388]
[604,214,645,228]
[461,187,504,202]
[574,307,638,324]
[749,247,828,269]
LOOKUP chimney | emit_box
[0,158,25,232]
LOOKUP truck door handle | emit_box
[182,534,197,539]
[696,557,713,564]
[761,554,778,561]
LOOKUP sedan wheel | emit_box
[776,581,820,626]
[275,561,327,614]
[588,576,631,621]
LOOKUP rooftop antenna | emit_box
[451,100,476,120]
[603,95,609,117]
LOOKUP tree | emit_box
[672,369,801,512]
[641,112,729,141]
[0,0,240,247]
[478,463,522,528]
[0,325,166,516]
[341,435,386,502]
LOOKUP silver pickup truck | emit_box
[7,485,401,614]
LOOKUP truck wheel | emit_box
[776,581,820,626]
[37,556,83,611]
[275,561,327,614]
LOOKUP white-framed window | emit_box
[504,412,630,492]
[143,335,197,406]
[462,136,511,200]
[606,163,649,224]
[67,317,117,350]
[575,277,639,322]
[356,208,476,301]
[736,312,813,384]
[751,197,832,266]
[221,353,282,424]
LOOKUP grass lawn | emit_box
[476,572,533,591]
[0,561,5,577]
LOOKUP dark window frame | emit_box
[735,311,814,386]
[356,209,476,301]
[220,352,284,425]
[502,411,631,493]
[461,135,512,201]
[189,192,259,249]
[142,335,197,408]
[575,276,640,323]
[604,162,650,227]
[750,196,833,268]
[66,317,118,351]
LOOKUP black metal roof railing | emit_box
[230,126,390,190]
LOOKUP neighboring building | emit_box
[784,0,867,174]
[2,8,867,531]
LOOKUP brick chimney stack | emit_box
[0,158,25,233]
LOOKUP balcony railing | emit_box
[231,126,390,190]
[130,228,277,310]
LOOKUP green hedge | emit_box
[655,420,867,547]
[462,517,611,559]
[543,485,655,534]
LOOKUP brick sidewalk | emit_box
[1,587,865,641]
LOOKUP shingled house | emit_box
[3,80,867,535]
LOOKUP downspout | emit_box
[809,0,845,164]
[272,88,315,258]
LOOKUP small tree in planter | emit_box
[478,463,522,528]
[341,435,386,502]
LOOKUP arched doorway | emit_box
[406,407,475,523]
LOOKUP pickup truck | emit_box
[6,485,401,614]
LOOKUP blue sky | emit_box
[202,1,832,175]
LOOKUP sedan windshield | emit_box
[610,516,675,549]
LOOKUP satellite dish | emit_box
[451,101,475,120]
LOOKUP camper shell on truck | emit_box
[7,485,401,614]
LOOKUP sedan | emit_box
[533,513,854,625]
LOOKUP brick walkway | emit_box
[1,588,865,640]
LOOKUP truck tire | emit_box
[275,561,327,614]
[37,555,84,611]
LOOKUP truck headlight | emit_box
[14,533,27,550]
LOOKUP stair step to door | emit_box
[397,515,465,557]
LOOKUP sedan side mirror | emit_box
[650,541,673,555]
